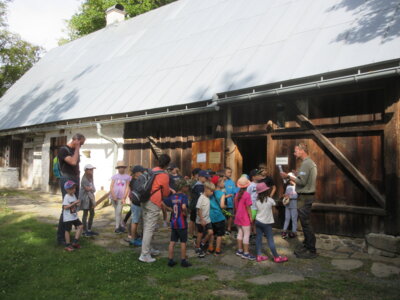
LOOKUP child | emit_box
[195,181,214,258]
[63,180,83,252]
[224,167,237,235]
[258,163,277,198]
[188,168,201,238]
[128,165,145,246]
[110,161,131,234]
[234,177,255,260]
[255,182,288,263]
[79,164,98,237]
[247,169,264,235]
[282,173,298,239]
[189,170,210,240]
[163,179,192,267]
[209,176,226,255]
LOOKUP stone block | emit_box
[366,233,400,254]
[367,246,397,258]
[371,262,400,278]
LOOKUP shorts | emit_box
[64,219,82,232]
[212,220,225,236]
[251,209,257,221]
[196,223,212,233]
[190,209,197,222]
[131,204,142,224]
[171,228,188,243]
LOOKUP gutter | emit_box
[96,123,119,174]
[213,66,400,104]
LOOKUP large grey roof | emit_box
[1,0,400,131]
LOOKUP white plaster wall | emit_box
[41,124,124,193]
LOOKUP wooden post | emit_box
[225,105,240,180]
[384,81,400,235]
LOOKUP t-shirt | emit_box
[190,181,204,211]
[261,176,275,188]
[209,190,225,223]
[196,194,211,224]
[111,173,131,199]
[255,197,276,224]
[224,178,237,208]
[285,184,298,209]
[234,191,252,226]
[63,193,79,222]
[246,182,258,210]
[58,146,80,177]
[164,193,188,229]
[79,175,96,210]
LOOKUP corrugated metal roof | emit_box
[1,0,400,131]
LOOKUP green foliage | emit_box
[0,0,42,97]
[62,0,177,42]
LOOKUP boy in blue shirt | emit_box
[163,179,192,268]
[224,167,237,235]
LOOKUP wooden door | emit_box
[191,138,225,172]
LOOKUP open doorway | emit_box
[234,137,267,175]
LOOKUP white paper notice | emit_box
[275,157,289,165]
[197,153,206,163]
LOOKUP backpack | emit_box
[53,156,62,179]
[53,146,71,179]
[130,169,165,206]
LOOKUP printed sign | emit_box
[209,152,221,164]
[196,153,206,163]
[275,157,288,165]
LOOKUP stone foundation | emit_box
[0,168,19,189]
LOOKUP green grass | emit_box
[1,198,399,299]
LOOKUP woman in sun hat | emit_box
[234,176,256,261]
[255,182,288,263]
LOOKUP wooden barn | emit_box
[0,0,399,237]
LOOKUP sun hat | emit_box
[131,165,145,173]
[64,180,76,190]
[256,182,270,194]
[175,178,190,191]
[198,170,210,178]
[84,164,96,170]
[236,177,250,188]
[115,161,127,169]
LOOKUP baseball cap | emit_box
[198,170,210,178]
[84,164,96,170]
[131,165,145,173]
[175,178,190,191]
[64,180,76,190]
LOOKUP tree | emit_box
[0,0,42,97]
[62,0,177,42]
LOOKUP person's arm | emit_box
[270,185,277,198]
[64,141,81,166]
[110,180,116,200]
[182,203,187,216]
[122,178,130,204]
[197,208,206,226]
[160,173,171,198]
[220,194,226,209]
[246,205,252,223]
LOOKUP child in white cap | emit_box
[79,164,98,237]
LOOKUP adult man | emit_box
[139,154,171,263]
[280,142,317,259]
[56,133,86,245]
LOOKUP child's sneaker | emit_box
[225,231,231,236]
[64,245,74,252]
[83,231,91,237]
[235,250,244,257]
[89,230,99,236]
[197,249,206,258]
[256,255,268,262]
[181,260,192,267]
[274,256,288,263]
[281,231,288,239]
[242,253,256,261]
[167,260,177,267]
[72,243,81,249]
[214,250,222,256]
[207,247,215,254]
[289,232,297,238]
[114,228,122,234]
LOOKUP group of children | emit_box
[61,161,299,267]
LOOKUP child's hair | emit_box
[236,187,247,201]
[204,181,216,192]
[257,189,272,203]
[217,177,225,187]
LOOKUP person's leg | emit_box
[112,200,119,230]
[264,224,279,257]
[242,226,251,254]
[168,241,175,260]
[297,196,316,253]
[82,209,88,232]
[208,232,215,252]
[75,224,83,240]
[88,207,95,231]
[180,242,187,260]
[283,206,290,231]
[236,226,244,253]
[57,177,69,244]
[227,216,233,232]
[117,200,124,228]
[196,225,203,248]
[255,221,263,256]
[291,208,298,233]
[141,201,160,257]
[64,230,71,245]
[123,208,132,224]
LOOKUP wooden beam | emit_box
[297,114,386,208]
[312,203,386,216]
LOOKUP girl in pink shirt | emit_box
[234,177,255,260]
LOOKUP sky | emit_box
[7,0,83,51]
